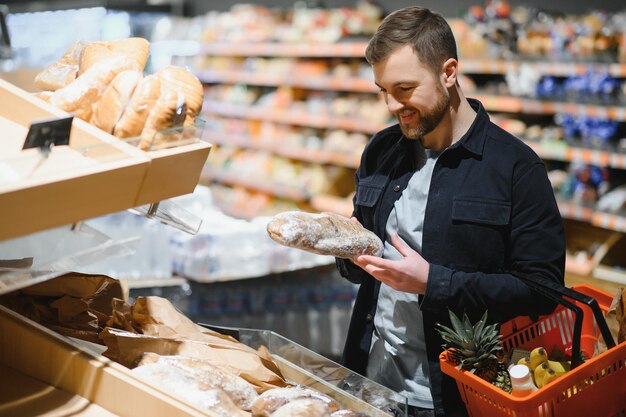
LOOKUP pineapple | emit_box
[435,309,512,394]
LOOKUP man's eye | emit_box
[400,87,413,92]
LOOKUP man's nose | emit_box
[386,94,404,113]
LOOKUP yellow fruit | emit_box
[529,347,549,370]
[547,360,570,376]
[517,357,532,370]
[542,368,558,387]
[534,361,550,388]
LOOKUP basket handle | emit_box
[511,272,616,368]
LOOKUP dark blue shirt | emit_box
[336,98,565,417]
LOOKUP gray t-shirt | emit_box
[366,147,441,408]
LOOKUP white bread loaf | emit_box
[79,37,149,75]
[50,55,136,121]
[136,353,258,410]
[34,40,87,91]
[91,70,142,133]
[156,65,204,117]
[266,211,383,259]
[271,398,331,417]
[330,411,371,417]
[131,363,247,417]
[251,386,340,417]
[113,74,161,138]
[139,89,187,150]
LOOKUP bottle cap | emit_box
[509,364,531,383]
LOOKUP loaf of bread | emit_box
[138,89,187,150]
[49,55,136,121]
[251,386,340,417]
[79,37,149,75]
[34,40,87,91]
[266,211,383,259]
[136,352,258,410]
[131,362,247,417]
[330,410,371,417]
[271,398,331,417]
[91,70,142,133]
[155,65,204,117]
[112,74,161,138]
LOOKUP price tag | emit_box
[22,116,73,151]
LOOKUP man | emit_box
[335,6,565,417]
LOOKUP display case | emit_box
[0,78,212,241]
[201,325,409,417]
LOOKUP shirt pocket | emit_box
[449,197,511,270]
[355,179,384,208]
[452,197,511,226]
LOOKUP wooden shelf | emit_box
[208,131,360,168]
[203,100,386,134]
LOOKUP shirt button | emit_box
[393,185,400,192]
[366,314,373,322]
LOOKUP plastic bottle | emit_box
[509,364,538,397]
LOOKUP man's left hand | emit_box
[353,233,429,294]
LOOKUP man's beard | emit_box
[398,85,450,141]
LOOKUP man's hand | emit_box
[353,233,429,294]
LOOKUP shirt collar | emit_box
[451,98,489,156]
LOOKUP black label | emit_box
[23,116,73,151]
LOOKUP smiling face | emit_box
[373,44,450,148]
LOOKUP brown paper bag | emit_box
[102,295,289,393]
[596,287,625,355]
[0,272,125,344]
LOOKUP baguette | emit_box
[266,211,383,259]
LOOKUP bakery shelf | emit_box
[123,119,212,206]
[200,324,408,416]
[200,42,368,58]
[0,305,220,417]
[0,79,151,241]
[198,70,377,93]
[209,131,360,169]
[201,166,311,202]
[203,100,385,134]
[0,79,212,241]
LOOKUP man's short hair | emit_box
[365,7,458,76]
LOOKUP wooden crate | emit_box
[0,79,212,240]
[0,305,218,417]
[0,79,150,241]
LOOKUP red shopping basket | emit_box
[439,283,626,417]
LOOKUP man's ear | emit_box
[441,58,458,88]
